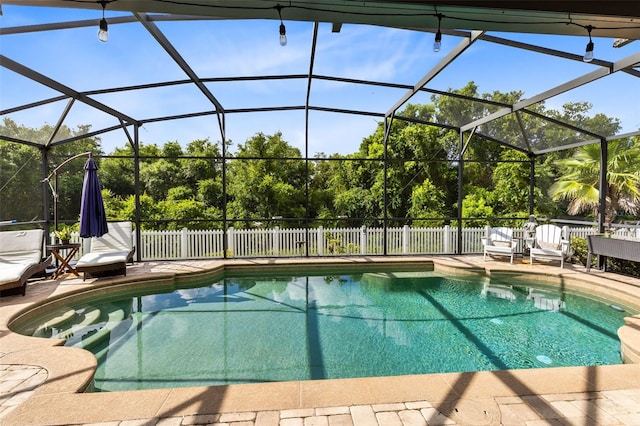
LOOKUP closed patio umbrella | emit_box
[79,157,109,238]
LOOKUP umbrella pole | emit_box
[42,151,93,232]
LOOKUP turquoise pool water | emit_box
[15,271,628,391]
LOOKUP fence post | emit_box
[444,225,450,254]
[317,226,324,256]
[181,228,189,259]
[273,226,280,256]
[227,227,234,257]
[402,225,410,254]
[361,225,368,254]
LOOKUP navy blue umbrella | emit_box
[79,157,109,238]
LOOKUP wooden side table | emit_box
[46,243,81,279]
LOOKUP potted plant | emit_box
[54,223,75,244]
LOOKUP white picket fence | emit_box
[137,224,601,260]
[54,223,637,261]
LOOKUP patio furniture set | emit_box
[0,221,134,295]
[482,223,639,269]
[482,224,572,267]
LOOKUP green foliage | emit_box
[570,237,592,268]
[0,118,103,223]
[461,188,494,227]
[54,223,76,242]
[550,138,640,223]
[2,84,632,236]
[226,132,306,225]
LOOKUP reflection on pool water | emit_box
[13,270,628,392]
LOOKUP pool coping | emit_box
[1,255,640,425]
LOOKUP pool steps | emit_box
[31,304,128,351]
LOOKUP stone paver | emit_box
[327,414,354,426]
[374,411,403,426]
[350,405,378,426]
[255,411,280,426]
[397,410,427,426]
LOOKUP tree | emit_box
[226,132,307,225]
[0,140,42,222]
[490,150,534,218]
[549,137,640,223]
[0,118,103,223]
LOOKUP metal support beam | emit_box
[515,111,532,152]
[461,51,640,133]
[41,148,50,239]
[304,23,319,257]
[0,54,138,125]
[133,125,142,263]
[597,137,608,270]
[382,113,395,256]
[386,30,484,117]
[46,98,75,147]
[598,138,608,234]
[456,130,464,255]
[528,152,535,215]
[135,12,226,141]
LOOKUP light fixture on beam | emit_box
[332,22,342,33]
[434,14,443,52]
[583,25,594,62]
[98,0,108,42]
[275,4,287,46]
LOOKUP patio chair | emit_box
[528,224,571,268]
[75,221,135,281]
[0,229,51,295]
[481,227,518,264]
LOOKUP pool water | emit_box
[16,271,628,391]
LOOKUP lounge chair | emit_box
[481,227,518,263]
[75,221,135,281]
[0,229,51,295]
[528,224,571,268]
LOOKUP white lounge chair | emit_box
[529,224,571,268]
[0,229,51,295]
[481,227,518,263]
[76,221,135,281]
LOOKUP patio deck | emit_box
[1,255,640,426]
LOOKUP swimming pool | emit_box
[13,270,628,392]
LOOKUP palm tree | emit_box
[549,137,640,224]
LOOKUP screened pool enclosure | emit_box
[1,1,639,259]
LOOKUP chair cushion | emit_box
[76,250,130,268]
[0,230,44,254]
[87,222,133,253]
[0,250,42,285]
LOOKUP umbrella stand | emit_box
[42,151,93,232]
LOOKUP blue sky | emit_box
[1,5,639,156]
